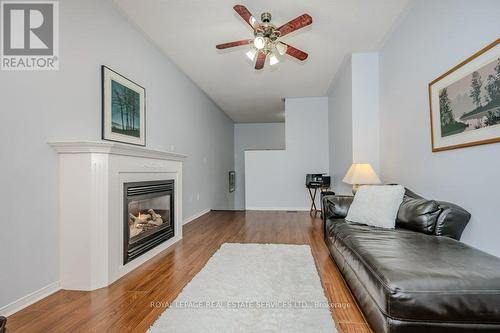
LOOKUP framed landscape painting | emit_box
[429,39,500,152]
[102,66,146,146]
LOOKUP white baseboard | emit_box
[0,280,61,316]
[183,208,211,225]
[245,207,310,211]
[1,209,208,316]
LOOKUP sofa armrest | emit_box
[322,195,354,220]
[435,201,471,240]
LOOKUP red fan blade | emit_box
[255,52,266,70]
[216,39,252,49]
[283,43,308,61]
[277,14,312,37]
[233,5,260,30]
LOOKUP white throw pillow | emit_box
[345,185,405,229]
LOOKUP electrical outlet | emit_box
[196,193,200,201]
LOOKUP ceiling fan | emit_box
[216,5,312,70]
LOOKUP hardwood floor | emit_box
[6,211,371,333]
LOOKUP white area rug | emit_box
[148,243,337,332]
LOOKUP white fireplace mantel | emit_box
[49,140,187,160]
[50,141,187,291]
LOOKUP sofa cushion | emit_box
[396,196,440,234]
[346,185,405,229]
[403,188,471,240]
[325,219,500,324]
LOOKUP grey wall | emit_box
[379,0,500,256]
[328,58,354,195]
[245,98,329,210]
[351,53,380,173]
[0,0,234,310]
[234,123,285,210]
[328,54,382,195]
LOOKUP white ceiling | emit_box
[113,0,410,123]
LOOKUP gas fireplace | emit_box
[124,180,175,264]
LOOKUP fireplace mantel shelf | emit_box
[49,141,187,161]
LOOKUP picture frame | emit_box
[102,66,146,146]
[429,39,500,152]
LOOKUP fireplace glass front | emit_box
[124,180,174,264]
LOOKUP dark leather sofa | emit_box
[322,189,500,332]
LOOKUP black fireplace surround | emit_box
[123,180,175,264]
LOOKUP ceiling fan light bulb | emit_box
[254,37,265,50]
[276,42,287,56]
[269,53,279,66]
[246,48,257,61]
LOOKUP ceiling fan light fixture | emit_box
[253,36,266,50]
[217,6,312,70]
[269,53,279,66]
[276,42,287,56]
[246,48,257,61]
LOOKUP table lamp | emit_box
[343,163,381,194]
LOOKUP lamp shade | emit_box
[343,163,381,185]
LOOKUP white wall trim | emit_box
[0,210,209,316]
[0,281,61,316]
[245,207,310,211]
[49,141,188,161]
[183,208,211,225]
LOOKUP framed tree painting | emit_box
[102,66,146,146]
[429,39,500,152]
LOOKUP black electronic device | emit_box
[305,174,331,188]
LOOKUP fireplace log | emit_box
[129,213,153,224]
[129,227,142,238]
[148,209,163,226]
